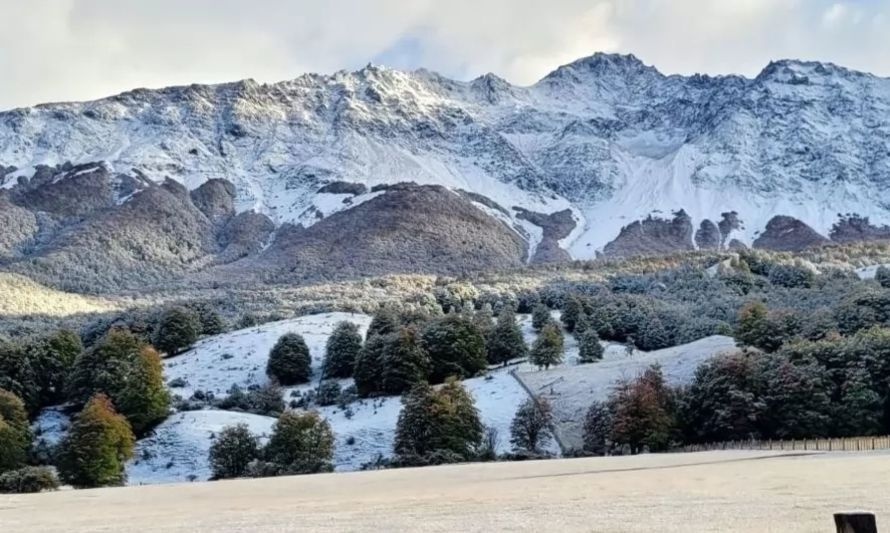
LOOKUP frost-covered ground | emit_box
[516,335,738,450]
[856,263,889,280]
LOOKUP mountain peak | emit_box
[539,52,660,83]
[755,58,869,84]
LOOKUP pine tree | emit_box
[57,394,135,488]
[115,346,170,436]
[366,307,400,339]
[582,401,612,456]
[486,308,528,366]
[393,382,438,460]
[266,333,312,385]
[530,323,564,370]
[421,315,488,383]
[578,329,605,363]
[561,295,583,333]
[382,327,431,395]
[509,397,553,453]
[0,390,31,474]
[209,424,260,479]
[323,321,362,379]
[31,329,83,407]
[354,333,390,397]
[531,304,551,332]
[264,411,334,475]
[153,306,201,355]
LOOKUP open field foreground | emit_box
[2,451,889,532]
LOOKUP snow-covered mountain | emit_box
[2,53,890,273]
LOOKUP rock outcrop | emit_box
[514,208,576,263]
[602,210,694,257]
[753,215,830,252]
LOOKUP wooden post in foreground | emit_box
[835,512,877,533]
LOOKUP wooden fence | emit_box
[677,435,890,453]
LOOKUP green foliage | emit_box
[394,379,483,465]
[561,295,583,333]
[578,329,604,363]
[768,263,815,288]
[57,394,135,488]
[0,340,39,414]
[0,389,32,474]
[153,306,201,355]
[267,333,311,385]
[0,466,59,494]
[734,301,799,353]
[323,321,362,379]
[382,327,431,395]
[115,346,171,435]
[67,328,169,435]
[354,333,389,397]
[530,323,564,370]
[509,397,553,453]
[264,411,334,475]
[531,304,552,332]
[218,383,284,416]
[314,380,342,407]
[209,424,261,480]
[420,315,487,383]
[486,307,527,365]
[26,330,83,407]
[366,307,400,339]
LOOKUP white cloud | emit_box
[0,0,888,109]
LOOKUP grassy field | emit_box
[2,450,887,532]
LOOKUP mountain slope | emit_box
[2,53,890,288]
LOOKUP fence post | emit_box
[834,512,877,533]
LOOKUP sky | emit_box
[1,0,889,110]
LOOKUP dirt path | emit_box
[2,451,887,532]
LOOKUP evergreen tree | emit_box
[0,340,39,414]
[421,315,488,383]
[353,333,391,397]
[323,321,362,379]
[573,312,591,337]
[366,307,400,339]
[609,366,675,454]
[486,308,528,366]
[264,411,334,475]
[877,266,890,289]
[115,346,171,435]
[509,397,553,453]
[209,424,260,479]
[638,316,670,351]
[472,304,495,344]
[0,390,31,474]
[153,307,201,355]
[582,401,612,456]
[435,378,484,460]
[531,304,551,332]
[382,327,430,395]
[578,329,605,363]
[31,330,82,407]
[753,355,831,439]
[200,308,226,336]
[834,367,883,437]
[57,394,135,488]
[561,295,583,333]
[530,323,564,370]
[266,333,312,385]
[393,382,438,460]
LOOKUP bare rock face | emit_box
[728,239,748,251]
[695,219,721,250]
[317,181,367,196]
[602,210,694,257]
[12,163,117,217]
[514,208,576,263]
[753,215,830,251]
[830,215,890,243]
[718,212,742,246]
[191,179,237,225]
[248,184,527,282]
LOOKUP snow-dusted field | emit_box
[6,451,889,532]
[856,263,889,280]
[516,335,738,450]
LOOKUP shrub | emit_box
[209,424,261,480]
[57,394,135,488]
[323,322,362,379]
[768,263,815,289]
[315,381,342,407]
[0,466,60,493]
[876,266,890,289]
[267,334,311,385]
[530,323,564,370]
[153,307,201,355]
[264,411,334,475]
[509,397,553,454]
